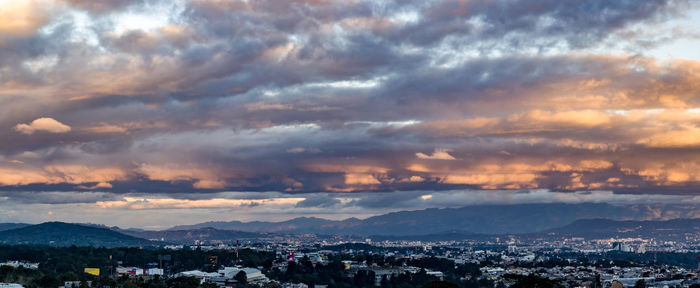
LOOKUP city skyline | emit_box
[2,0,700,228]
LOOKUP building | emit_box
[175,270,220,284]
[217,266,269,283]
[425,270,444,281]
[178,266,270,286]
[117,266,145,276]
[1,261,39,270]
[281,284,308,288]
[61,281,91,288]
[147,268,164,276]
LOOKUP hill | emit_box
[170,216,337,233]
[0,222,155,248]
[0,223,29,231]
[119,227,269,244]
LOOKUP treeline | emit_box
[0,268,224,288]
[0,245,275,288]
[502,274,561,288]
[267,255,493,288]
[0,246,492,288]
[0,245,274,274]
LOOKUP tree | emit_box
[422,280,460,288]
[353,270,375,287]
[632,279,646,288]
[36,275,61,288]
[508,274,558,288]
[380,275,389,287]
[262,282,281,288]
[234,271,247,287]
[200,283,219,288]
[167,276,202,288]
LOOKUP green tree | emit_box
[36,275,61,288]
[234,271,247,287]
[261,282,281,288]
[594,274,602,288]
[508,274,559,288]
[632,279,646,288]
[422,280,460,288]
[200,283,219,288]
[167,276,202,288]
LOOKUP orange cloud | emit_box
[0,0,49,38]
[416,149,457,160]
[96,197,304,210]
[636,125,700,148]
[137,163,227,189]
[0,165,125,186]
[305,163,390,174]
[15,117,71,134]
[517,109,613,128]
[82,123,128,134]
[344,173,381,185]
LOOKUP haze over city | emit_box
[2,0,700,229]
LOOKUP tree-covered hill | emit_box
[0,222,155,248]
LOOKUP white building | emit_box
[175,270,220,284]
[60,281,91,288]
[218,267,268,283]
[281,283,308,288]
[147,268,164,276]
[1,261,39,270]
[425,270,444,281]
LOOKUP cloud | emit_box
[0,0,698,212]
[61,0,144,14]
[14,118,72,135]
[0,191,122,205]
[295,195,341,208]
[416,149,457,160]
[636,125,700,147]
[95,196,304,210]
[0,0,50,38]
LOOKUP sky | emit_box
[2,0,700,229]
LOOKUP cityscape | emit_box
[2,0,700,288]
[0,204,699,287]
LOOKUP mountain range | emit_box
[1,217,698,247]
[117,227,270,243]
[544,218,700,241]
[170,203,700,236]
[1,203,699,247]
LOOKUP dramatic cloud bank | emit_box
[1,0,700,225]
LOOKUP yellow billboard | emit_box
[84,268,100,276]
